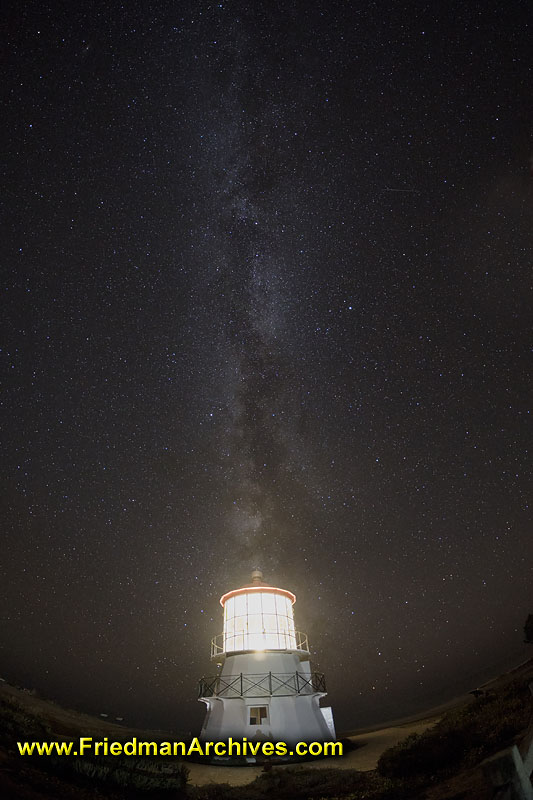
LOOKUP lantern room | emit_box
[221,581,297,653]
[211,569,309,660]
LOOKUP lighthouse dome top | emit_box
[219,569,296,607]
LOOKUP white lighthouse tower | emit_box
[198,570,335,746]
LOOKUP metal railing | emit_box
[210,630,309,659]
[199,670,326,699]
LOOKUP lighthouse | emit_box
[198,570,335,747]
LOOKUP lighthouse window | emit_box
[249,706,268,725]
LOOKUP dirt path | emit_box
[185,716,441,786]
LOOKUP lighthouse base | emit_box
[199,691,332,745]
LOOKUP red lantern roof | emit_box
[219,569,296,607]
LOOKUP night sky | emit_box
[2,1,533,736]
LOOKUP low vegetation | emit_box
[188,768,409,800]
[377,677,532,782]
[0,693,189,798]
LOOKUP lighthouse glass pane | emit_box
[263,614,277,632]
[234,594,247,618]
[261,593,276,613]
[225,596,234,618]
[277,594,290,616]
[225,614,235,637]
[223,590,297,652]
[247,593,262,614]
[248,614,265,650]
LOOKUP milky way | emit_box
[2,1,533,733]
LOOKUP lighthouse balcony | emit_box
[210,630,310,660]
[199,670,326,699]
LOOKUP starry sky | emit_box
[2,0,533,735]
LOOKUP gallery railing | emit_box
[210,630,309,659]
[198,671,326,699]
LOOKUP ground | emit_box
[1,658,532,798]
